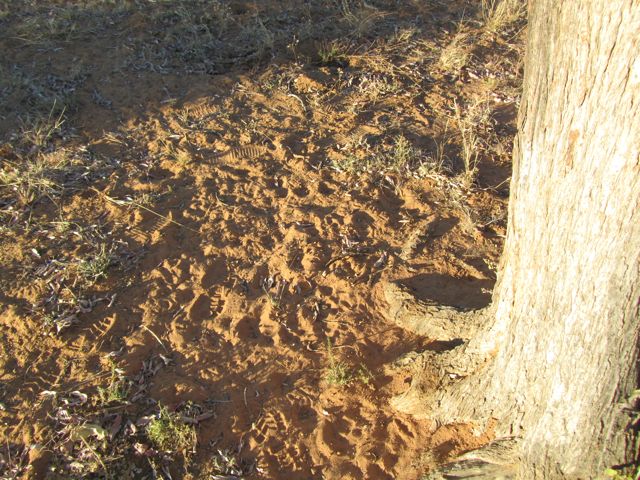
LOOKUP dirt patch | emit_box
[0,1,525,478]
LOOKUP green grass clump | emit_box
[147,406,196,453]
[318,41,349,66]
[97,363,130,405]
[78,244,114,284]
[325,339,374,387]
[325,338,352,386]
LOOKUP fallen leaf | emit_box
[70,424,107,442]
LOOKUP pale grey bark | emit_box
[389,1,640,478]
[382,280,485,341]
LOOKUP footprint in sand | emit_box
[254,410,288,454]
[200,257,228,290]
[315,418,353,458]
[188,293,211,321]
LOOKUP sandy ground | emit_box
[0,1,524,478]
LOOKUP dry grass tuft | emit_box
[439,28,473,75]
[356,73,401,102]
[453,101,480,187]
[20,104,66,149]
[453,97,492,187]
[0,155,63,207]
[339,0,388,37]
[331,134,449,179]
[11,6,84,45]
[207,449,248,477]
[165,144,193,168]
[481,0,527,34]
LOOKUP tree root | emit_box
[425,437,521,479]
[382,281,484,341]
[382,279,522,476]
[389,347,493,419]
[383,279,498,421]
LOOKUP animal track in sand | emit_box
[316,417,354,458]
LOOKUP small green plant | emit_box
[326,345,352,386]
[355,364,374,385]
[97,362,130,405]
[318,41,349,66]
[604,467,640,480]
[51,219,73,233]
[78,244,114,284]
[326,339,368,387]
[325,339,374,386]
[147,406,196,453]
[331,154,366,174]
[326,364,352,386]
[22,103,66,148]
[390,135,421,171]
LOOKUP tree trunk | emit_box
[389,1,640,478]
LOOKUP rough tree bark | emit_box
[386,1,640,478]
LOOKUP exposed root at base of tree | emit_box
[389,346,495,423]
[424,437,520,479]
[382,280,486,341]
[382,279,496,417]
[383,279,521,474]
